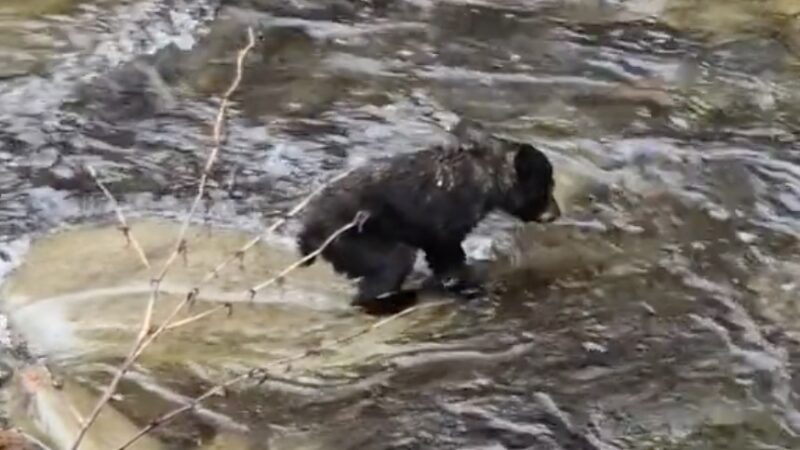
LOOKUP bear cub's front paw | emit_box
[436,263,490,299]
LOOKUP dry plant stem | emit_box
[68,27,257,450]
[155,26,257,283]
[65,288,159,450]
[251,212,366,293]
[86,165,151,270]
[198,167,356,286]
[132,292,194,359]
[164,306,219,330]
[87,162,158,346]
[115,300,450,450]
[164,210,367,331]
[87,172,361,410]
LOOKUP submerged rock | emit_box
[1,219,456,377]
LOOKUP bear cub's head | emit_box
[501,140,560,224]
[453,120,560,224]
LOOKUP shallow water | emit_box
[1,0,800,449]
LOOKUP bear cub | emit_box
[297,121,560,314]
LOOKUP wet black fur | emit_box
[296,121,559,313]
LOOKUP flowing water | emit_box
[1,0,800,449]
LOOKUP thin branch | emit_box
[134,150,357,352]
[154,26,257,284]
[163,210,367,332]
[78,166,356,449]
[114,300,450,450]
[197,167,355,286]
[132,292,198,359]
[250,211,368,295]
[72,207,365,421]
[77,170,357,450]
[66,287,158,450]
[86,165,151,271]
[164,305,222,330]
[68,27,257,450]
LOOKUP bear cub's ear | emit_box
[513,143,553,183]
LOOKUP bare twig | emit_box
[115,300,450,450]
[162,210,367,332]
[74,23,382,450]
[86,165,151,271]
[76,141,354,450]
[155,26,257,284]
[77,190,361,449]
[164,305,221,330]
[250,211,367,295]
[197,167,355,286]
[68,27,257,450]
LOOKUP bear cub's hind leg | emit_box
[325,235,418,314]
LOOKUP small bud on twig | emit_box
[119,225,132,247]
[235,249,245,271]
[178,239,188,266]
[186,288,199,310]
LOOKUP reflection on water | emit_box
[0,0,799,449]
